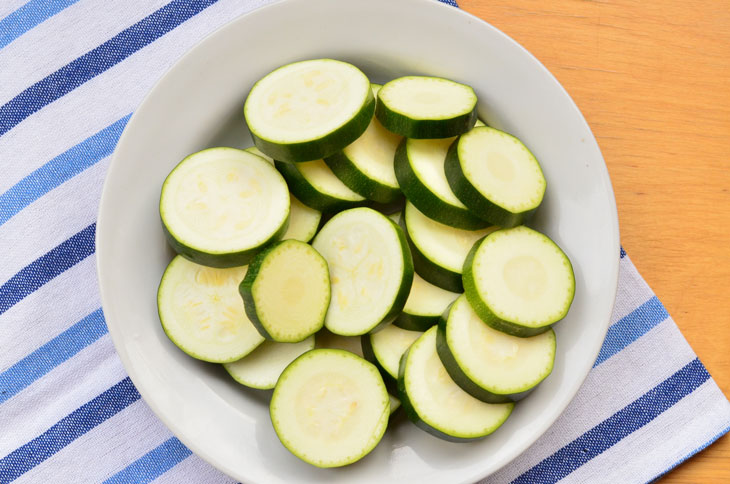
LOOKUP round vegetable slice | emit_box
[393,272,459,331]
[312,207,414,335]
[275,159,366,212]
[157,256,263,363]
[223,336,315,390]
[389,394,401,416]
[160,147,289,268]
[376,76,477,139]
[362,324,422,393]
[395,138,488,230]
[245,59,375,162]
[398,327,514,442]
[314,327,364,357]
[446,126,546,227]
[240,240,330,342]
[463,226,575,337]
[282,195,322,242]
[324,84,402,203]
[402,201,496,292]
[436,295,556,402]
[270,349,389,468]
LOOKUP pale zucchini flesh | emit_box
[276,159,366,213]
[315,327,363,357]
[270,349,389,467]
[394,272,460,331]
[157,256,264,363]
[282,195,322,242]
[398,327,514,442]
[312,208,414,335]
[160,148,290,267]
[437,295,556,402]
[361,324,422,393]
[240,240,330,343]
[223,336,315,390]
[244,59,375,162]
[463,226,575,337]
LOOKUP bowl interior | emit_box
[97,1,619,482]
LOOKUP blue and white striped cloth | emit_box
[0,1,728,483]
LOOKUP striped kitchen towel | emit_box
[0,1,728,483]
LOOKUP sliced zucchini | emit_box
[275,159,366,212]
[376,76,477,139]
[446,126,545,227]
[244,146,273,164]
[387,211,401,224]
[324,84,402,203]
[389,394,401,415]
[436,295,555,402]
[223,336,315,390]
[393,272,459,331]
[402,201,496,292]
[394,138,488,230]
[160,148,290,267]
[312,207,414,335]
[157,256,263,363]
[475,119,487,127]
[282,195,322,242]
[397,327,514,442]
[314,327,363,357]
[245,59,375,162]
[463,226,575,337]
[270,349,389,467]
[361,324,422,393]
[240,240,330,342]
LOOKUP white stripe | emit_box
[561,380,730,483]
[16,400,171,484]
[608,256,655,324]
[0,0,30,21]
[0,158,107,281]
[0,0,166,103]
[482,318,697,483]
[0,335,124,456]
[153,453,234,484]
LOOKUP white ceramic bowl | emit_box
[97,0,620,482]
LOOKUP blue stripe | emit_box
[0,0,80,50]
[0,115,129,226]
[0,0,218,137]
[620,246,626,258]
[594,296,668,366]
[511,358,710,484]
[0,377,140,482]
[437,0,459,6]
[0,308,107,405]
[102,437,192,484]
[0,223,95,316]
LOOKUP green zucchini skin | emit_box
[398,216,463,293]
[445,140,535,228]
[435,311,529,403]
[396,350,482,443]
[361,334,399,395]
[394,139,489,230]
[377,217,416,328]
[324,151,402,203]
[392,311,439,332]
[375,99,477,140]
[369,195,405,215]
[275,160,367,213]
[161,214,288,269]
[251,93,375,163]
[462,238,552,337]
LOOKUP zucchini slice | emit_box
[160,148,290,268]
[245,59,375,162]
[270,349,389,468]
[398,327,514,442]
[157,256,264,363]
[282,195,322,242]
[446,126,545,227]
[312,207,414,335]
[394,272,459,331]
[436,295,555,402]
[275,159,366,212]
[240,240,330,342]
[244,146,273,164]
[395,138,488,230]
[314,327,363,357]
[389,394,401,415]
[402,201,496,292]
[223,336,315,390]
[324,84,402,203]
[362,324,422,393]
[376,76,477,139]
[463,226,575,337]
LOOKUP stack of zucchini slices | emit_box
[156,58,575,469]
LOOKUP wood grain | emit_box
[458,0,730,481]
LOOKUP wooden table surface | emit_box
[459,0,730,481]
